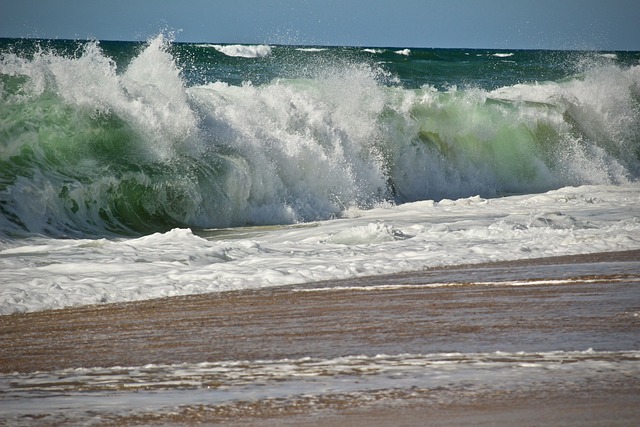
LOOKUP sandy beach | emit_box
[1,250,640,426]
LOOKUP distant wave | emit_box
[395,49,411,56]
[207,44,272,58]
[296,48,327,52]
[599,53,618,60]
[362,48,384,54]
[492,53,514,58]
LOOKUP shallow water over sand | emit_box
[1,251,639,425]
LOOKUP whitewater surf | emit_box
[0,35,639,313]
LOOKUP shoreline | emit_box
[113,387,640,427]
[1,249,639,426]
[1,249,639,373]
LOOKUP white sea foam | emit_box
[1,184,639,314]
[492,52,514,58]
[599,53,618,60]
[2,350,638,425]
[294,277,640,293]
[395,48,411,56]
[209,44,272,58]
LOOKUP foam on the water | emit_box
[205,44,272,58]
[1,36,640,313]
[1,350,638,426]
[1,184,638,314]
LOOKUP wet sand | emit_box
[1,250,640,425]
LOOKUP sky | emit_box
[0,0,638,50]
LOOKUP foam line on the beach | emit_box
[2,350,638,425]
[292,275,640,292]
[4,349,639,391]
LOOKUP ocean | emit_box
[1,36,640,425]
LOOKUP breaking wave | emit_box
[206,44,272,58]
[1,36,639,237]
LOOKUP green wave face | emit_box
[2,85,184,235]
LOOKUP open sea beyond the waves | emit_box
[0,36,640,426]
[1,36,640,314]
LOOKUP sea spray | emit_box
[1,37,639,237]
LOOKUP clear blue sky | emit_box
[1,0,638,50]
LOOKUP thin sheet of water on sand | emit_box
[1,251,639,426]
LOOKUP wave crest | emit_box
[207,44,272,58]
